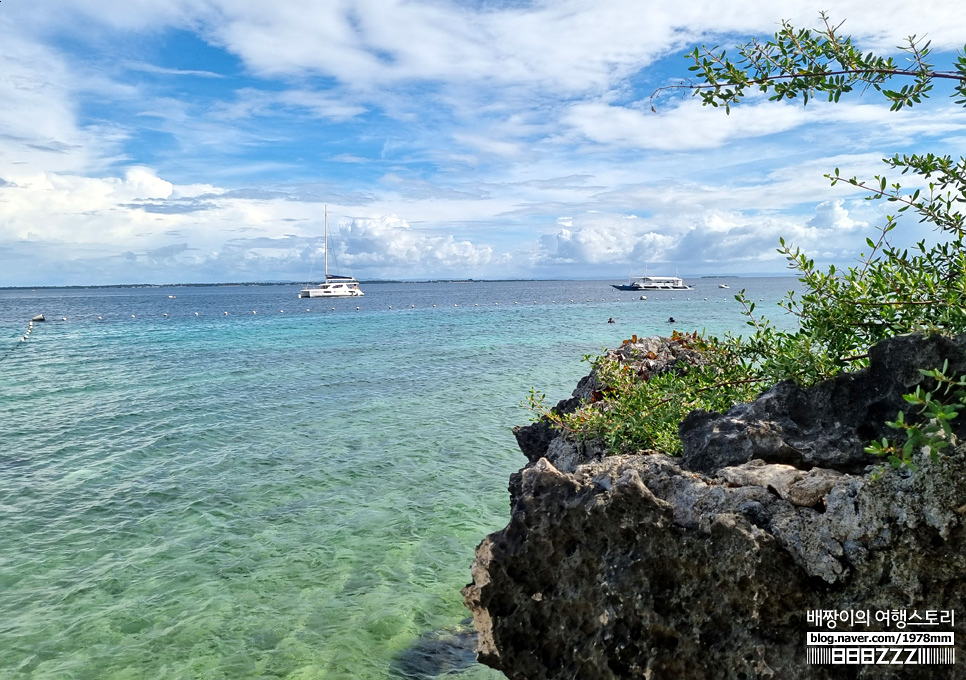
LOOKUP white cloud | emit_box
[808,199,865,231]
[0,34,125,175]
[214,88,367,122]
[2,0,966,285]
[563,98,808,151]
[196,0,966,94]
[336,215,498,277]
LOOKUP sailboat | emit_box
[298,206,364,298]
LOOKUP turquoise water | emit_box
[0,278,797,679]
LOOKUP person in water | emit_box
[607,317,615,324]
[668,317,675,323]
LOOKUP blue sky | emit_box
[2,0,965,286]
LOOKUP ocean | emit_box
[0,278,799,680]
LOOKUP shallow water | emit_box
[0,278,797,679]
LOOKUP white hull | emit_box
[299,284,364,298]
[612,275,692,291]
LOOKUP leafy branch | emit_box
[866,361,966,469]
[652,12,966,112]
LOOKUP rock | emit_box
[512,396,581,466]
[389,622,479,679]
[465,334,966,679]
[681,333,966,474]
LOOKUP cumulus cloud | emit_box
[808,199,865,231]
[335,215,497,277]
[530,199,886,276]
[533,214,680,268]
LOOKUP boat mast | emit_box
[324,205,328,280]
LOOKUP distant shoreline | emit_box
[0,275,794,291]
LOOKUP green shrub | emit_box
[530,16,966,457]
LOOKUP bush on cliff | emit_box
[530,14,966,456]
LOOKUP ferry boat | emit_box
[299,206,364,299]
[612,275,693,292]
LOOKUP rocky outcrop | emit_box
[682,333,966,475]
[464,334,966,679]
[512,334,709,472]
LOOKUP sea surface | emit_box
[0,278,799,680]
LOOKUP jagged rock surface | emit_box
[464,334,966,679]
[682,333,966,475]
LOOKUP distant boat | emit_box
[612,275,693,291]
[718,284,729,289]
[299,206,364,299]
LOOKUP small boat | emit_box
[612,275,693,292]
[299,206,364,299]
[718,284,729,289]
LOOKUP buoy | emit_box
[640,296,647,300]
[98,316,103,320]
[253,311,256,314]
[195,312,199,316]
[388,306,392,309]
[433,304,436,307]
[280,310,284,313]
[163,313,167,317]
[31,314,45,322]
[356,306,360,310]
[411,304,415,308]
[62,317,67,321]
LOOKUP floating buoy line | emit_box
[18,291,737,328]
[0,315,44,364]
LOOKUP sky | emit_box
[1,1,966,286]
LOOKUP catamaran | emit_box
[299,206,364,299]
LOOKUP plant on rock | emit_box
[532,15,966,456]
